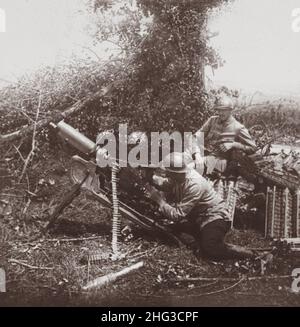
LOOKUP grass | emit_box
[0,79,299,306]
[1,150,300,307]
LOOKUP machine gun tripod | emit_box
[44,155,184,246]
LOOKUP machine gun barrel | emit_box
[50,120,96,155]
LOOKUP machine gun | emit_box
[47,121,183,249]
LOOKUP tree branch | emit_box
[8,259,54,270]
[19,88,42,182]
[0,87,110,145]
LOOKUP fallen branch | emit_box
[0,87,110,145]
[187,281,219,290]
[13,144,26,162]
[44,236,104,243]
[9,236,104,247]
[22,198,32,217]
[8,259,54,270]
[18,89,42,182]
[0,193,24,198]
[172,275,291,283]
[194,277,245,297]
[82,261,144,290]
[25,190,38,197]
[0,43,148,146]
[140,277,246,299]
[248,247,273,252]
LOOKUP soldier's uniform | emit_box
[191,99,257,175]
[150,153,255,260]
[156,169,230,229]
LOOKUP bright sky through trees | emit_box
[0,0,300,95]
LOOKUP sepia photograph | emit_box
[0,0,300,310]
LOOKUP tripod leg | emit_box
[44,182,82,232]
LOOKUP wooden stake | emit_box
[82,261,144,290]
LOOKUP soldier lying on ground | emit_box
[145,152,257,261]
[191,96,257,176]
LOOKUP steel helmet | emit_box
[162,152,192,173]
[215,96,234,111]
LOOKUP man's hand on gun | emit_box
[144,183,164,206]
[144,183,176,225]
[218,142,233,153]
[216,140,239,153]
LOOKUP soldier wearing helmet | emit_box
[192,96,257,176]
[146,152,256,260]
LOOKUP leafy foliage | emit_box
[0,0,231,140]
[236,99,300,143]
[0,0,231,178]
[89,0,230,132]
[0,58,110,134]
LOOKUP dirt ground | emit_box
[0,150,300,307]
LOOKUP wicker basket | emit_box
[265,186,300,238]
